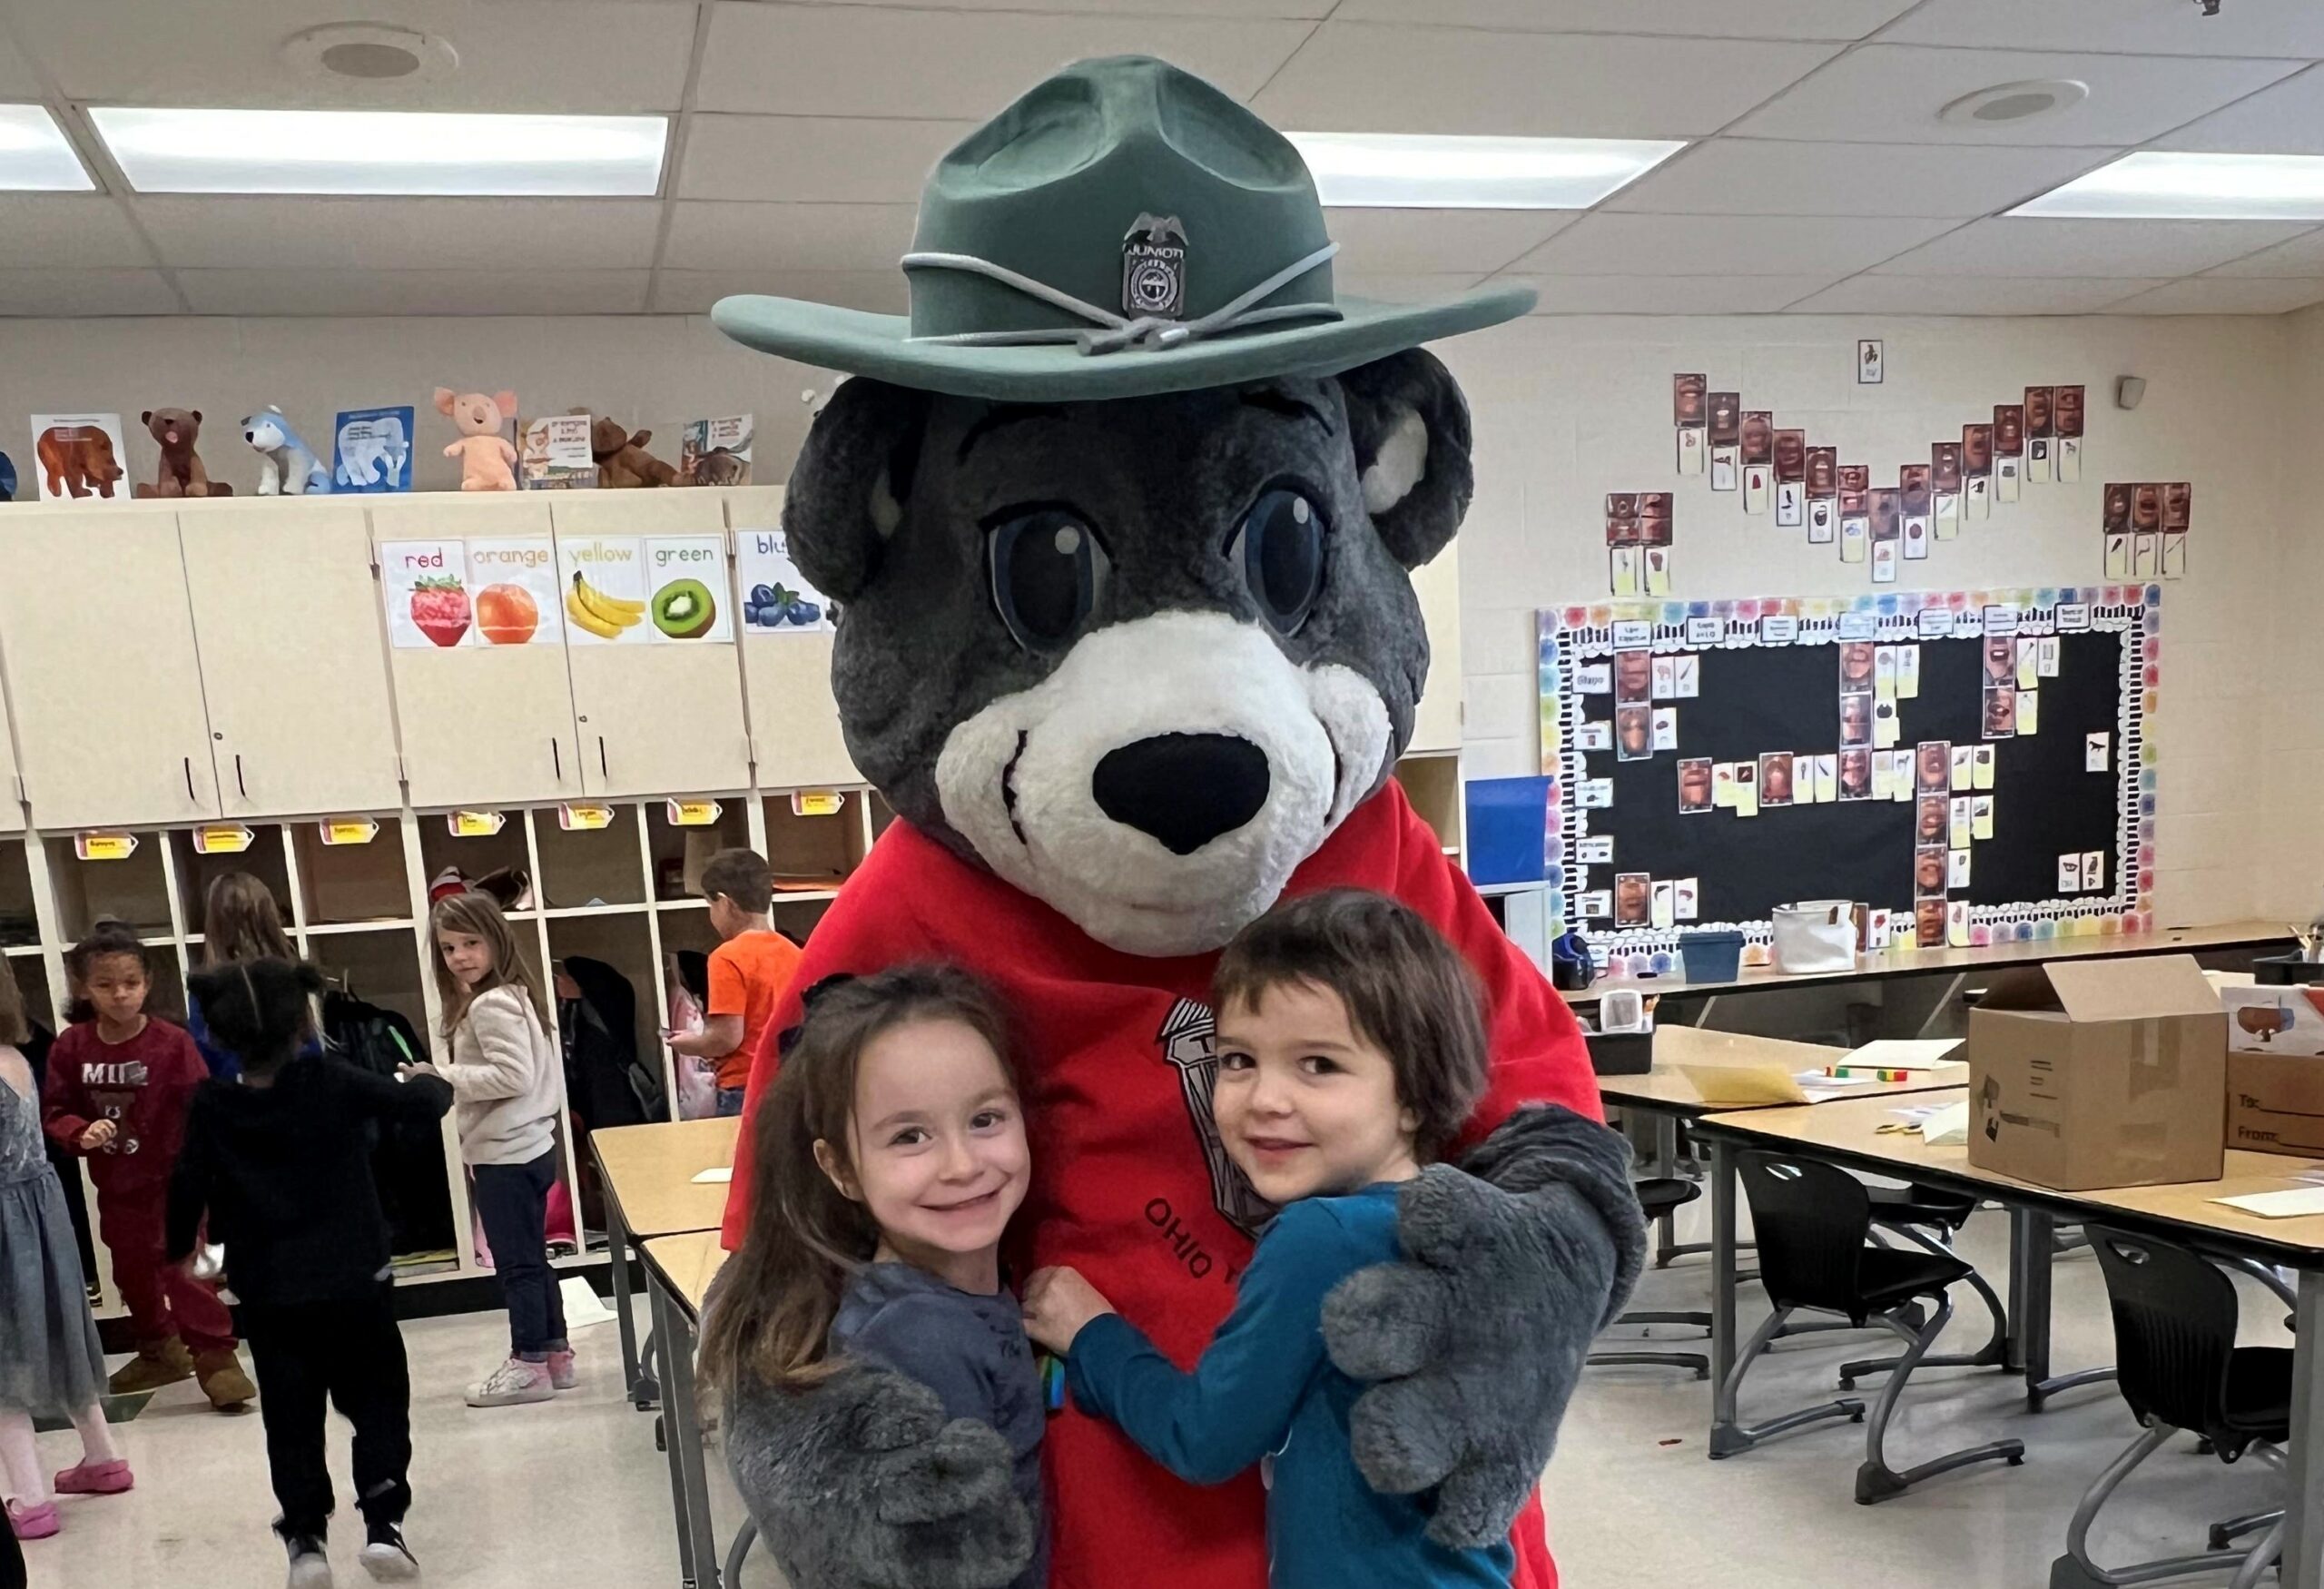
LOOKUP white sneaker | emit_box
[285,1535,334,1588]
[464,1357,555,1408]
[359,1523,421,1582]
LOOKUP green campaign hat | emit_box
[712,55,1535,401]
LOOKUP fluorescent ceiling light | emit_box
[2012,152,2324,221]
[1288,132,1685,209]
[88,107,666,197]
[0,105,94,191]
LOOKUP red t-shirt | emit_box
[723,784,1600,1589]
[705,930,803,1092]
[42,1017,208,1197]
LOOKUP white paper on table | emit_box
[1920,1100,1971,1147]
[2215,1187,2324,1219]
[1846,1040,1964,1071]
[690,1166,734,1185]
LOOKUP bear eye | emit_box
[1228,487,1324,637]
[988,508,1109,652]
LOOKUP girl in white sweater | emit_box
[410,892,571,1408]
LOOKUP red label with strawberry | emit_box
[411,576,472,647]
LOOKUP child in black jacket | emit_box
[167,960,453,1587]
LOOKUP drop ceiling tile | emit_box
[0,197,150,269]
[1728,44,2301,146]
[1324,209,1575,276]
[1884,0,2324,58]
[176,269,650,316]
[652,269,908,317]
[2206,228,2324,278]
[2155,64,2324,155]
[1605,138,2112,218]
[1509,213,1951,277]
[696,6,1311,116]
[136,198,662,271]
[1871,217,2311,277]
[1497,273,1839,312]
[1250,25,1839,137]
[1329,0,1915,39]
[7,0,694,111]
[2103,277,2324,315]
[680,115,970,204]
[0,33,40,96]
[1784,275,2165,314]
[661,202,918,274]
[0,269,178,315]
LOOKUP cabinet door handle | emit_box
[552,738,563,782]
[597,736,609,780]
[234,755,247,801]
[183,756,196,804]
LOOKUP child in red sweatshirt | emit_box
[41,926,254,1410]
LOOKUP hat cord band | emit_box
[901,241,1342,356]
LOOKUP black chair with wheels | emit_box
[1720,1151,2026,1505]
[1837,1181,2012,1386]
[2050,1229,2290,1589]
[1590,1179,1710,1378]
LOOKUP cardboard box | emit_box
[1966,954,2225,1190]
[2223,986,2324,1158]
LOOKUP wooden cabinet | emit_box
[1408,544,1462,756]
[371,495,584,810]
[551,492,752,799]
[0,671,22,834]
[178,498,403,819]
[726,488,860,791]
[0,508,221,829]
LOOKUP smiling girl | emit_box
[701,965,1045,1589]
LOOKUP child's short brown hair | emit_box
[700,847,773,914]
[67,923,149,982]
[1212,889,1488,1163]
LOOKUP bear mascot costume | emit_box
[714,56,1644,1589]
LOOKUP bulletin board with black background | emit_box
[1539,587,2159,979]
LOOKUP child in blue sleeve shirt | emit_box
[1021,890,1514,1589]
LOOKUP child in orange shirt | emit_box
[667,850,802,1118]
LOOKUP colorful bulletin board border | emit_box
[1537,586,2162,980]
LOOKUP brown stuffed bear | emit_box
[589,415,676,488]
[133,408,231,498]
[34,424,123,499]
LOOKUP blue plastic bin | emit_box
[1679,930,1745,983]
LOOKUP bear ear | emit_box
[630,429,650,448]
[141,410,154,426]
[1336,348,1474,571]
[190,410,201,425]
[433,388,458,417]
[782,377,931,605]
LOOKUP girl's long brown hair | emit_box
[696,963,1022,1399]
[202,873,295,968]
[428,891,549,1037]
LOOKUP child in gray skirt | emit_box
[0,968,130,1542]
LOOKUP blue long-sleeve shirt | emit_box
[1065,1182,1513,1589]
[185,992,320,1083]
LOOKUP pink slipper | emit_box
[55,1458,134,1495]
[6,1499,59,1539]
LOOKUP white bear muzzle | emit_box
[935,610,1393,958]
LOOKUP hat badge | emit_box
[1122,213,1187,321]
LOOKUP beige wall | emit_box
[0,307,2303,926]
[1431,312,2295,929]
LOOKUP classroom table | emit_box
[1564,918,2290,1011]
[1692,1090,2324,1589]
[642,1229,731,1589]
[1597,1026,1969,1268]
[588,1117,740,1408]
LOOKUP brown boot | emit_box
[108,1337,195,1395]
[194,1347,256,1411]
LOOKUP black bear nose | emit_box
[1092,734,1270,856]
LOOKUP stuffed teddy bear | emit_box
[435,388,518,491]
[34,423,123,499]
[134,408,230,498]
[588,415,676,488]
[241,408,329,495]
[712,56,1641,1589]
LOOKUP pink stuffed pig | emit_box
[435,387,519,492]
